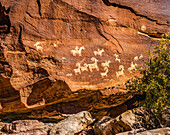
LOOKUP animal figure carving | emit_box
[66,73,72,77]
[88,57,99,72]
[134,56,139,61]
[114,54,120,62]
[34,42,44,52]
[80,63,89,72]
[0,2,11,33]
[71,46,85,56]
[134,54,143,61]
[94,49,104,56]
[116,65,125,78]
[139,54,143,59]
[101,68,109,78]
[74,63,81,75]
[128,62,138,73]
[101,60,111,70]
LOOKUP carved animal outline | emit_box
[71,46,85,56]
[80,63,89,72]
[94,49,104,56]
[128,62,138,73]
[66,73,72,77]
[134,54,143,61]
[101,68,109,78]
[101,60,111,70]
[114,54,120,62]
[116,65,125,78]
[88,57,99,72]
[74,63,81,75]
[34,42,44,52]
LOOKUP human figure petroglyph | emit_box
[116,65,125,78]
[94,49,104,56]
[34,42,44,52]
[101,60,111,70]
[74,63,81,75]
[101,68,109,78]
[88,57,99,72]
[71,46,85,56]
[80,63,89,72]
[128,62,138,73]
[114,54,120,62]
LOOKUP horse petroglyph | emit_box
[114,54,120,62]
[128,62,138,73]
[88,57,99,72]
[74,63,81,75]
[94,49,104,56]
[116,65,125,78]
[34,42,44,52]
[71,46,85,56]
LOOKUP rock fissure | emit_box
[102,0,169,26]
[36,0,42,17]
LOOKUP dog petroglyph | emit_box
[116,65,125,78]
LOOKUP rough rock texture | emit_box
[49,111,94,135]
[93,107,161,135]
[94,116,131,135]
[116,107,161,130]
[0,120,48,134]
[0,0,169,114]
[116,128,170,135]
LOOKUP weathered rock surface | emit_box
[93,107,161,135]
[0,0,169,117]
[94,116,131,135]
[0,120,48,134]
[49,111,94,135]
[116,127,170,135]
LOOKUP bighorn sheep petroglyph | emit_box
[114,54,120,62]
[134,54,143,61]
[66,73,72,77]
[74,63,81,75]
[80,63,89,72]
[34,42,44,52]
[94,49,104,56]
[116,65,125,78]
[88,57,99,72]
[101,60,111,70]
[128,62,138,73]
[71,46,85,56]
[101,68,109,78]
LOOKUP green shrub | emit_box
[126,33,170,120]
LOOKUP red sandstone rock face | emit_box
[0,0,169,110]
